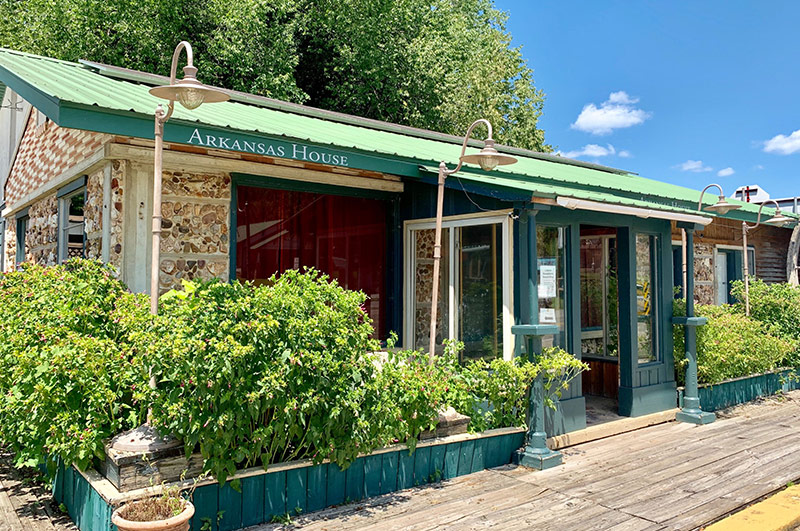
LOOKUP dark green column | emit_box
[511,209,562,470]
[673,225,715,425]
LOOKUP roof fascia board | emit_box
[0,64,60,121]
[58,102,425,179]
[415,173,531,203]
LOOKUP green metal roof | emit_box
[0,47,793,225]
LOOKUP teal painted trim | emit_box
[678,369,800,412]
[286,467,307,515]
[545,395,587,436]
[56,175,87,199]
[15,207,29,220]
[413,446,431,487]
[264,470,287,521]
[240,475,265,527]
[218,482,242,531]
[676,221,706,232]
[380,452,399,494]
[671,316,708,326]
[231,173,396,200]
[456,440,475,477]
[511,324,559,336]
[442,442,461,480]
[58,104,424,179]
[397,449,415,489]
[192,485,219,531]
[345,458,366,502]
[324,464,345,506]
[363,454,382,498]
[306,464,328,513]
[58,432,525,531]
[618,381,678,416]
[416,173,532,203]
[0,63,61,121]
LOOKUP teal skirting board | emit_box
[53,428,526,531]
[678,368,800,412]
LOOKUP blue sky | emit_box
[498,1,800,199]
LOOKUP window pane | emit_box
[538,226,568,349]
[636,234,658,363]
[236,186,387,337]
[457,223,502,361]
[411,228,449,352]
[64,191,86,259]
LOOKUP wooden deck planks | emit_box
[247,392,800,531]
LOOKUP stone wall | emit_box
[85,167,105,260]
[5,111,110,206]
[694,242,715,305]
[4,220,15,271]
[158,170,230,292]
[26,194,58,266]
[109,160,125,270]
[411,228,447,351]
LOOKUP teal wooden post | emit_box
[673,225,715,424]
[512,209,562,470]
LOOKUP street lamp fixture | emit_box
[428,119,517,362]
[697,183,741,216]
[742,200,794,315]
[110,42,228,454]
[147,41,229,315]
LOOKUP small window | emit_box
[746,247,756,277]
[636,233,659,364]
[58,187,86,262]
[15,215,28,266]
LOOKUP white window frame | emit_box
[58,186,87,262]
[403,210,514,360]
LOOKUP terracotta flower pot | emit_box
[111,500,195,531]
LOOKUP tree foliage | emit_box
[0,0,549,150]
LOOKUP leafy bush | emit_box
[731,279,800,344]
[673,299,796,386]
[0,260,147,471]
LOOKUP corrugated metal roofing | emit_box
[0,48,792,223]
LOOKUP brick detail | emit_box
[5,112,111,206]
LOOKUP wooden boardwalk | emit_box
[0,453,74,531]
[251,392,800,531]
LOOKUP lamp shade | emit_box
[764,211,794,227]
[703,195,741,215]
[149,65,229,109]
[460,140,517,171]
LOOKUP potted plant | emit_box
[111,481,197,531]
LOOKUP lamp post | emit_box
[110,42,228,453]
[741,200,793,315]
[147,41,229,315]
[674,184,740,425]
[428,119,516,362]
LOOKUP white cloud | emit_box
[675,160,713,172]
[618,150,632,158]
[571,91,651,135]
[753,164,765,170]
[763,130,800,155]
[717,167,735,177]
[560,144,616,158]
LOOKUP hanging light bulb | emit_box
[460,139,516,171]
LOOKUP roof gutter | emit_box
[557,197,713,226]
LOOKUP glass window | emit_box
[636,233,659,364]
[580,235,619,358]
[537,226,568,349]
[407,216,508,361]
[15,215,28,266]
[456,223,503,362]
[58,189,86,262]
[236,185,388,337]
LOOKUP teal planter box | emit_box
[53,427,525,531]
[678,368,800,412]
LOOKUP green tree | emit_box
[0,0,548,150]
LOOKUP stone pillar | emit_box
[674,225,715,425]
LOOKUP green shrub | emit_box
[673,299,796,386]
[731,279,800,344]
[0,260,148,471]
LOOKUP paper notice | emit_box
[539,264,557,299]
[540,308,557,323]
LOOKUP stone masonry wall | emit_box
[4,220,15,271]
[5,111,110,206]
[158,170,230,292]
[84,167,104,260]
[26,194,58,266]
[109,160,125,270]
